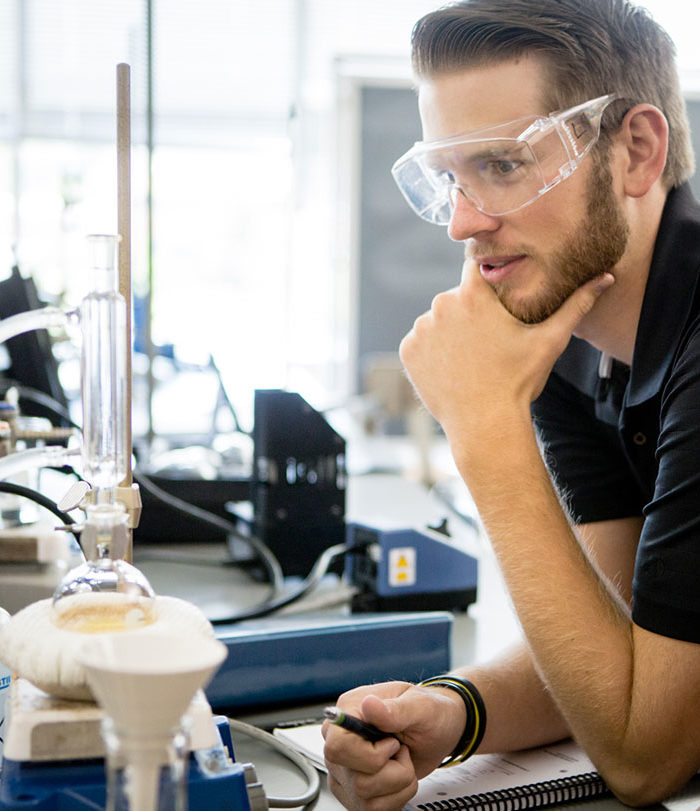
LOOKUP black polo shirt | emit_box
[532,182,700,643]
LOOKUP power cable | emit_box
[133,469,285,595]
[209,542,348,625]
[226,718,320,808]
[0,480,81,543]
[0,378,77,427]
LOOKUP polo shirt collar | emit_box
[627,183,700,407]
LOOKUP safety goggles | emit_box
[391,93,618,224]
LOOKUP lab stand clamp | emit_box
[0,393,80,572]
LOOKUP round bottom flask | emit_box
[52,503,155,632]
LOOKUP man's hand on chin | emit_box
[398,262,615,447]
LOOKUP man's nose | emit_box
[447,188,501,242]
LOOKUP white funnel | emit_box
[78,631,226,734]
[77,631,227,811]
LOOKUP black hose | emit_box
[0,480,80,543]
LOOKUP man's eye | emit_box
[432,167,455,185]
[480,158,523,178]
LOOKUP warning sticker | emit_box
[388,546,416,587]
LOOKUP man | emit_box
[323,0,700,808]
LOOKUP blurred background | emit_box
[1,0,699,454]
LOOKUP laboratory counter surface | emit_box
[0,471,678,811]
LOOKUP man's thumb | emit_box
[360,693,413,734]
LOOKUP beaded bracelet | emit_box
[418,675,487,767]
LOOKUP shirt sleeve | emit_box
[532,370,646,525]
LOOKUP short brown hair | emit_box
[411,0,694,187]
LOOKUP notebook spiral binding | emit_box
[415,771,610,810]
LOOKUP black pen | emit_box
[324,706,399,743]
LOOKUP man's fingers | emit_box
[547,273,615,335]
[461,258,481,285]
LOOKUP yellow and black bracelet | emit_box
[418,675,487,767]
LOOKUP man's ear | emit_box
[618,104,668,197]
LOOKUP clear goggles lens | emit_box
[391,93,618,225]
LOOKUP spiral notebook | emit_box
[273,722,609,809]
[404,739,609,810]
[274,721,700,810]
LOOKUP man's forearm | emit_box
[441,413,700,804]
[449,416,636,768]
[457,642,571,753]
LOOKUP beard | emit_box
[483,156,630,324]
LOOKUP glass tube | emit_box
[80,234,128,498]
[0,305,74,346]
[103,718,190,811]
[53,237,154,628]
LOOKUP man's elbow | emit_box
[603,757,696,808]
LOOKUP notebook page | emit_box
[405,739,598,808]
[273,723,327,772]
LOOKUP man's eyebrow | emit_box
[425,140,529,172]
[454,143,529,164]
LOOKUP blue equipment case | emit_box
[208,610,453,710]
[346,522,479,613]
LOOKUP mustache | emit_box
[464,240,532,260]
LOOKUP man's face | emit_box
[418,58,629,323]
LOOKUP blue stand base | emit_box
[0,718,253,811]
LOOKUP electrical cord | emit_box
[0,480,81,543]
[133,468,285,595]
[227,718,321,808]
[209,541,348,624]
[0,378,77,427]
[135,474,353,623]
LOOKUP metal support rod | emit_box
[117,62,134,560]
[116,62,133,487]
[146,0,156,448]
